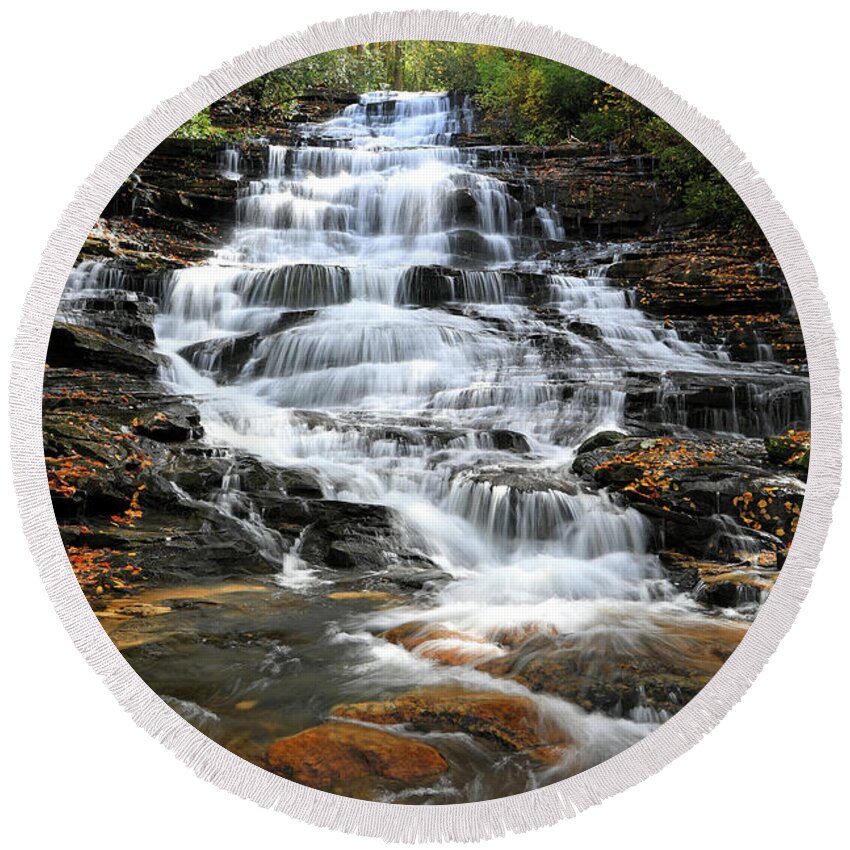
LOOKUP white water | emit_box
[64,91,808,783]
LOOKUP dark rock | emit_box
[567,320,603,341]
[177,333,260,383]
[58,292,157,342]
[447,229,497,263]
[396,266,456,306]
[46,322,163,376]
[623,371,810,437]
[572,436,805,562]
[132,404,204,442]
[451,188,478,228]
[489,429,531,453]
[576,430,629,455]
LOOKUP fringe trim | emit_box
[8,10,841,842]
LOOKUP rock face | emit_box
[572,435,804,579]
[77,138,267,270]
[605,233,805,365]
[43,317,446,597]
[473,144,671,239]
[265,722,448,792]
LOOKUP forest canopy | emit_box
[175,41,752,231]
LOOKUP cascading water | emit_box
[64,91,809,800]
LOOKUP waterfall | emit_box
[60,91,810,790]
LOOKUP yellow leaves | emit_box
[594,438,709,502]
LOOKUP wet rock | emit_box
[527,152,667,238]
[46,322,164,376]
[132,404,204,442]
[604,231,806,365]
[57,292,157,342]
[576,430,629,455]
[660,551,778,608]
[105,138,241,226]
[396,266,456,306]
[265,722,448,791]
[695,570,774,608]
[332,688,572,757]
[267,309,318,334]
[382,623,501,666]
[573,436,804,561]
[447,229,497,263]
[290,501,446,588]
[623,370,809,438]
[478,619,745,716]
[246,495,448,591]
[489,429,531,454]
[326,590,403,603]
[42,343,325,592]
[451,188,479,228]
[177,333,260,383]
[606,234,785,317]
[566,320,603,341]
[464,465,580,495]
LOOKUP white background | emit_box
[1,1,847,846]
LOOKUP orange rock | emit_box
[528,745,570,765]
[332,688,572,754]
[416,640,499,666]
[265,722,448,790]
[381,622,501,666]
[382,622,488,650]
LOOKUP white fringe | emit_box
[8,10,841,843]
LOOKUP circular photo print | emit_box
[45,41,809,803]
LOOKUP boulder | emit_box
[489,429,531,454]
[576,430,629,455]
[46,322,163,376]
[132,404,204,442]
[177,333,260,383]
[265,722,448,791]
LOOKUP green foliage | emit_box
[170,41,756,230]
[401,41,480,91]
[473,49,599,144]
[634,116,755,230]
[172,108,227,140]
[577,87,650,146]
[256,46,391,117]
[682,176,754,231]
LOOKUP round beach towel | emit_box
[10,12,839,841]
